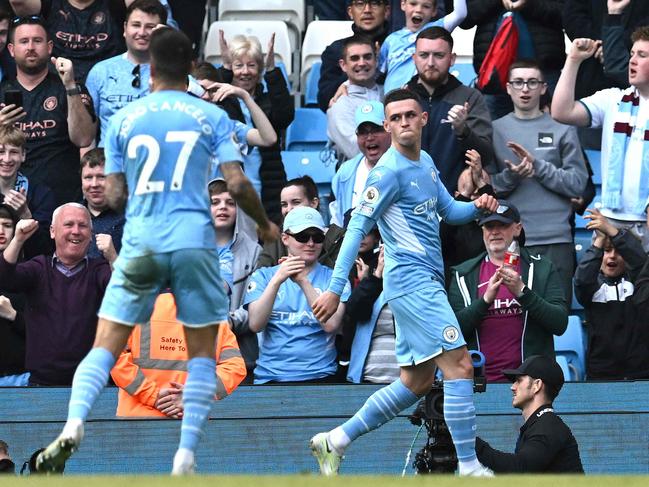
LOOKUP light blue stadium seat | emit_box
[281,150,336,183]
[570,277,584,313]
[303,61,321,107]
[285,108,329,151]
[555,355,571,381]
[574,228,591,263]
[450,62,477,86]
[554,315,587,381]
[281,149,338,224]
[585,149,602,186]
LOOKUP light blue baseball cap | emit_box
[283,206,325,233]
[354,100,385,129]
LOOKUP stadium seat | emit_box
[555,355,571,381]
[574,228,591,263]
[281,150,337,183]
[554,315,587,381]
[218,0,305,53]
[301,20,353,90]
[285,108,329,151]
[574,188,603,230]
[281,150,338,224]
[303,61,321,106]
[451,26,475,66]
[570,281,584,313]
[450,62,477,86]
[584,149,602,186]
[204,20,293,76]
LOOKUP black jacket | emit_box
[574,230,649,379]
[461,0,565,94]
[317,21,389,112]
[405,75,494,192]
[476,404,584,473]
[0,293,26,377]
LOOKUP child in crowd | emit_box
[380,0,467,92]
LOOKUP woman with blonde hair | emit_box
[217,31,294,224]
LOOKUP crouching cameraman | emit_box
[475,355,584,473]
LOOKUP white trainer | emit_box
[309,432,343,476]
[172,448,196,475]
[459,462,495,477]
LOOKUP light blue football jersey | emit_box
[379,19,444,93]
[104,90,243,258]
[244,263,352,384]
[328,146,479,300]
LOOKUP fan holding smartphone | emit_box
[0,90,26,126]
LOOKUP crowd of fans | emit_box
[1,0,649,412]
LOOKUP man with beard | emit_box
[9,0,176,82]
[405,26,493,193]
[327,35,384,161]
[0,17,96,206]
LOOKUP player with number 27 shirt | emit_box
[36,28,278,476]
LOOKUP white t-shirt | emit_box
[581,87,649,221]
[351,158,371,210]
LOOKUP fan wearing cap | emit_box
[475,355,584,473]
[330,100,391,226]
[244,206,351,384]
[327,36,384,161]
[448,200,568,382]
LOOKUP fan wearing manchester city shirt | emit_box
[36,27,279,476]
[85,0,167,146]
[310,88,499,477]
[245,206,351,385]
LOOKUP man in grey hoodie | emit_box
[209,178,261,383]
[489,60,588,303]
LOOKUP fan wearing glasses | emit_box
[244,206,351,385]
[85,0,167,146]
[488,59,588,304]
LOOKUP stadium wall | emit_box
[0,382,647,474]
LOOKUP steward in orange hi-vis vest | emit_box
[111,292,246,417]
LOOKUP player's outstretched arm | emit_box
[105,173,128,213]
[220,162,280,241]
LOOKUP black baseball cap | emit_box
[478,199,520,226]
[503,355,565,396]
[478,199,526,246]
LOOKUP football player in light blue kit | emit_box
[311,88,498,476]
[380,0,467,93]
[36,28,279,475]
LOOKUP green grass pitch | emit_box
[8,476,649,487]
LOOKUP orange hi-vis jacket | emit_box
[110,293,246,417]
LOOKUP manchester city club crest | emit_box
[442,325,459,343]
